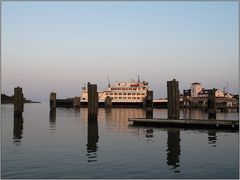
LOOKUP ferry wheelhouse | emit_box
[81,80,150,103]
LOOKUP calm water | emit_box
[1,103,239,179]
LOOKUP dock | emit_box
[129,118,239,130]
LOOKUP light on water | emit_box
[1,103,239,179]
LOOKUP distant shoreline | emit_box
[1,94,41,104]
[1,101,41,104]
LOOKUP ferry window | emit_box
[133,97,136,99]
[133,88,137,90]
[137,97,140,99]
[122,88,125,90]
[119,97,122,99]
[141,93,145,95]
[129,88,132,90]
[114,93,117,95]
[128,97,131,99]
[110,93,113,95]
[128,93,131,95]
[123,93,126,95]
[114,97,117,99]
[83,98,85,100]
[105,93,108,95]
[137,93,140,95]
[119,93,122,95]
[117,88,121,90]
[123,97,126,99]
[132,93,136,95]
[143,87,146,90]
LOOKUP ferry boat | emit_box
[81,79,150,103]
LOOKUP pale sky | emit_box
[2,1,239,101]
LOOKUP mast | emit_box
[138,75,140,82]
[227,81,229,94]
[107,75,110,87]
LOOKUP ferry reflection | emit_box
[105,108,145,133]
[13,115,24,145]
[49,109,56,132]
[208,130,217,147]
[166,129,181,172]
[86,118,99,162]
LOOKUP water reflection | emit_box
[166,129,181,172]
[146,110,153,119]
[146,129,154,138]
[13,115,24,145]
[74,107,80,114]
[49,109,56,132]
[86,118,99,162]
[208,131,217,147]
[181,108,208,119]
[105,108,145,133]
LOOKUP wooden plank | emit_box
[129,118,239,130]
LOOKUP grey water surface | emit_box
[1,103,239,179]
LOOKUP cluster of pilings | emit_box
[49,92,81,109]
[48,79,218,120]
[166,79,216,120]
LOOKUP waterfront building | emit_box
[183,82,237,107]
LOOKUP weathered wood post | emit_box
[50,92,56,110]
[145,90,153,119]
[74,96,81,107]
[208,88,216,119]
[167,79,180,119]
[88,82,98,120]
[14,87,24,117]
[104,96,112,109]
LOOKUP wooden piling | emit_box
[50,92,56,110]
[74,96,81,107]
[88,82,98,120]
[145,90,153,118]
[14,87,24,117]
[104,96,112,108]
[167,79,180,119]
[208,88,216,119]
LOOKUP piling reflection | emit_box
[208,131,217,147]
[49,109,56,132]
[183,108,188,119]
[13,115,24,145]
[86,117,99,162]
[146,129,154,138]
[166,129,181,172]
[146,110,153,119]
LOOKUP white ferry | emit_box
[81,80,150,103]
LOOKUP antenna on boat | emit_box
[226,81,229,93]
[138,75,140,82]
[107,75,110,87]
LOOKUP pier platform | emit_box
[129,118,239,130]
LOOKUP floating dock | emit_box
[129,118,239,130]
